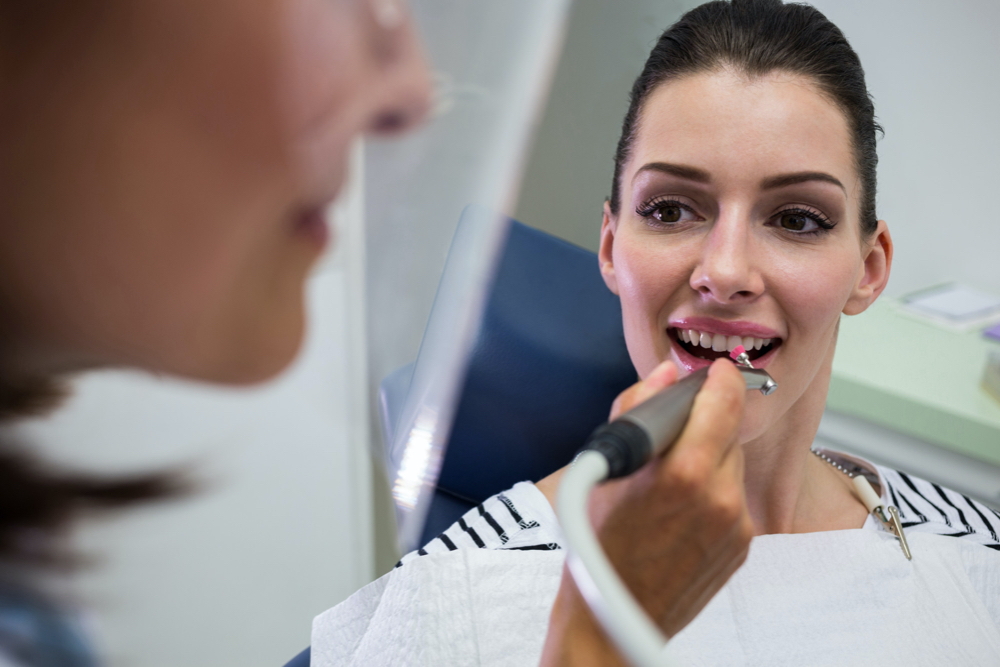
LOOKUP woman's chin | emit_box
[166,310,306,386]
[220,345,302,385]
[736,395,774,445]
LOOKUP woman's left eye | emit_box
[769,208,835,234]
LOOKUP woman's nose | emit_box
[688,217,764,305]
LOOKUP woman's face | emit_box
[600,70,891,443]
[0,0,430,383]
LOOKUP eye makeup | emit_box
[634,194,703,229]
[634,193,838,237]
[766,205,837,236]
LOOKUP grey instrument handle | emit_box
[580,366,776,479]
[620,366,775,457]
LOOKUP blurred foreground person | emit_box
[0,1,753,665]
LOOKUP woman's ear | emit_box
[599,201,619,295]
[843,220,893,316]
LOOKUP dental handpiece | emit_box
[560,348,776,667]
[580,354,776,480]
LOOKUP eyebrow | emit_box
[761,171,846,193]
[634,162,846,194]
[634,162,711,183]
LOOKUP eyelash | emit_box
[635,197,837,236]
[634,196,697,223]
[770,206,837,235]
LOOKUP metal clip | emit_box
[852,475,912,560]
[874,505,912,560]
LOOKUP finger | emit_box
[718,432,746,484]
[609,360,678,420]
[668,358,745,465]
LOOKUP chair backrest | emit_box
[380,219,637,547]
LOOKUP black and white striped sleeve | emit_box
[880,467,1000,551]
[396,482,563,568]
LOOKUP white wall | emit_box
[9,151,371,666]
[515,0,696,252]
[809,0,1000,297]
[516,0,1000,298]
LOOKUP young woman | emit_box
[0,1,750,665]
[316,1,1000,665]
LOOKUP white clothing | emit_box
[312,453,1000,666]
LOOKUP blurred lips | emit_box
[293,206,330,249]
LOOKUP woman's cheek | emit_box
[769,247,858,343]
[614,234,692,378]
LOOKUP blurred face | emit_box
[0,0,430,383]
[599,70,891,443]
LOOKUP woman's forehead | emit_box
[627,70,858,197]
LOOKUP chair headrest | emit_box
[430,219,637,502]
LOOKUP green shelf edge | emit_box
[828,374,1000,467]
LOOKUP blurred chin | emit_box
[171,301,307,387]
[219,334,304,385]
[179,240,320,385]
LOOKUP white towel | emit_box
[312,530,1000,666]
[311,549,564,665]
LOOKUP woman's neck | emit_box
[741,352,868,536]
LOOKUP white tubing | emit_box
[557,451,676,667]
[852,475,883,513]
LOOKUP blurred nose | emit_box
[688,212,764,305]
[366,11,432,137]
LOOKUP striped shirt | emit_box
[399,448,1000,567]
[397,481,561,568]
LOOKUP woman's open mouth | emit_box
[669,327,782,367]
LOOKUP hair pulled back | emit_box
[609,0,881,237]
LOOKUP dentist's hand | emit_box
[537,358,751,667]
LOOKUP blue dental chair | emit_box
[283,216,636,667]
[380,217,637,544]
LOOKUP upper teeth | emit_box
[676,329,774,352]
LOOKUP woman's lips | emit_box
[294,207,331,249]
[669,316,780,339]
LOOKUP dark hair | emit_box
[609,0,881,237]
[1,375,188,564]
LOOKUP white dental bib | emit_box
[312,528,1000,666]
[668,529,1000,665]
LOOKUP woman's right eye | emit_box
[635,198,700,226]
